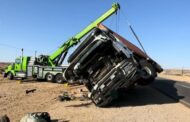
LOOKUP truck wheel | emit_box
[138,60,156,85]
[7,72,14,80]
[3,72,7,78]
[45,73,54,82]
[55,73,64,84]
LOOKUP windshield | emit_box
[15,58,21,64]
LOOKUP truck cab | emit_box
[64,27,163,107]
[4,57,29,80]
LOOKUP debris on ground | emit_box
[20,112,51,122]
[58,90,89,102]
[25,89,37,94]
[58,92,73,102]
[17,80,22,84]
[79,94,89,101]
[0,115,10,122]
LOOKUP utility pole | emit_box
[21,48,24,71]
[21,48,24,58]
[35,50,37,58]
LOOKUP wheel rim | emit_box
[47,74,53,81]
[57,77,62,83]
[142,66,152,79]
[56,75,63,83]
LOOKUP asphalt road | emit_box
[152,77,190,107]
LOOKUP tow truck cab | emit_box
[4,57,29,79]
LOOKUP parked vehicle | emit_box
[3,56,68,83]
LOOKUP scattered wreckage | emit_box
[20,112,51,122]
[64,24,163,107]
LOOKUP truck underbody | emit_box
[64,28,163,107]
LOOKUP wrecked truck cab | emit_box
[64,27,162,107]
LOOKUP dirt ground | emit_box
[1,75,190,122]
[159,74,190,83]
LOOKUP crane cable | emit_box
[120,9,148,57]
[115,9,120,33]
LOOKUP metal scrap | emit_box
[25,89,36,94]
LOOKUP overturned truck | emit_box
[64,24,163,107]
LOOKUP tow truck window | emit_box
[15,58,21,64]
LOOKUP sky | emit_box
[0,0,190,69]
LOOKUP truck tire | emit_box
[55,73,64,84]
[138,60,156,85]
[45,73,54,82]
[7,72,14,80]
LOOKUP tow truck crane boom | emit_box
[48,3,120,66]
[4,3,120,83]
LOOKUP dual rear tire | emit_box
[45,73,54,82]
[45,73,65,84]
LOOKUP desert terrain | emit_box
[0,73,190,122]
[159,74,190,84]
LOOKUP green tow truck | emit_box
[3,3,120,83]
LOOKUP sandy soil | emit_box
[159,74,190,83]
[0,75,190,122]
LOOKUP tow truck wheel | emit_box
[7,72,14,80]
[45,73,54,82]
[138,60,156,85]
[55,73,64,84]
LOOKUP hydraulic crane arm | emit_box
[49,3,120,66]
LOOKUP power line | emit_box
[0,42,35,53]
[0,43,20,50]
